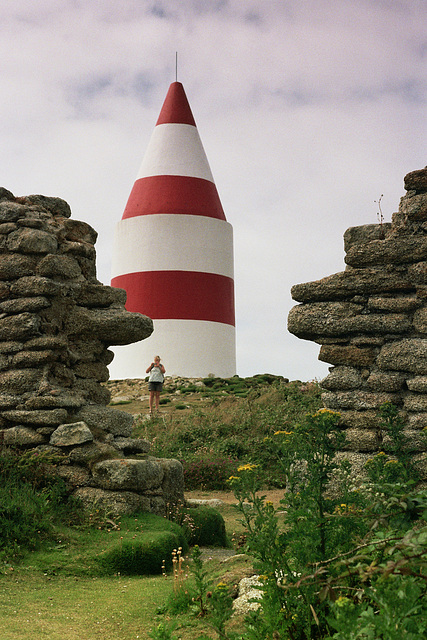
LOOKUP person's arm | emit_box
[160,364,165,373]
[146,364,154,374]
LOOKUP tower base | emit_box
[109,319,236,379]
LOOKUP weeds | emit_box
[171,546,187,592]
[190,545,211,617]
[135,379,322,488]
[165,501,198,542]
[162,544,236,638]
[3,373,424,640]
[221,404,427,639]
[0,445,82,561]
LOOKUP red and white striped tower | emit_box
[111,82,236,378]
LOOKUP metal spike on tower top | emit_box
[110,80,236,378]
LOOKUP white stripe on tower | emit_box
[111,215,233,278]
[110,82,236,379]
[136,124,215,180]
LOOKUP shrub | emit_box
[134,379,322,469]
[166,502,227,547]
[202,377,216,387]
[181,454,238,490]
[185,506,227,547]
[217,437,250,459]
[99,525,188,575]
[223,406,427,640]
[0,446,63,489]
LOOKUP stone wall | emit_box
[288,168,427,479]
[0,188,184,514]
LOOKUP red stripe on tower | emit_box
[111,271,235,325]
[122,175,225,220]
[111,81,236,378]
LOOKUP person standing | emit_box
[146,356,166,414]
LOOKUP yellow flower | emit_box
[215,581,228,591]
[315,408,340,417]
[237,463,258,472]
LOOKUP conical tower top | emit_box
[121,81,225,221]
[156,82,196,126]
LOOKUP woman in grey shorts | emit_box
[146,355,166,414]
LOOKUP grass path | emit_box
[1,572,171,640]
[1,556,251,640]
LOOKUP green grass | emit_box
[0,571,172,640]
[0,553,252,640]
[21,513,187,577]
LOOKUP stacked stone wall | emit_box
[0,188,184,514]
[288,168,427,479]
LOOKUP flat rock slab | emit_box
[186,498,224,508]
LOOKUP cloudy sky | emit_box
[1,0,426,381]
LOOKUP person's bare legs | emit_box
[149,390,155,414]
[155,391,161,411]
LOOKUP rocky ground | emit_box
[105,376,220,418]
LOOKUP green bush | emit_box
[217,437,250,459]
[181,454,238,490]
[99,525,188,575]
[185,506,227,547]
[135,380,322,480]
[165,502,228,547]
[0,447,62,489]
